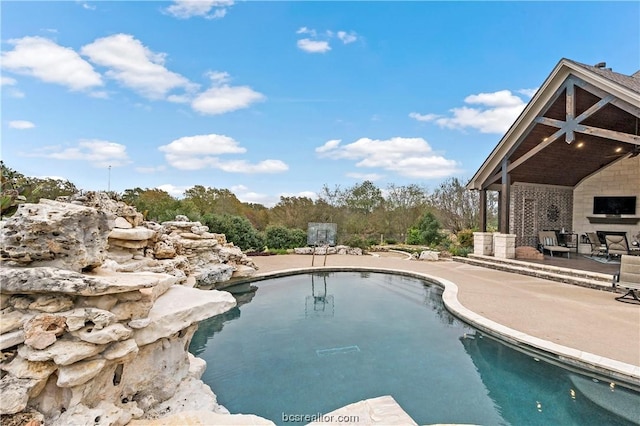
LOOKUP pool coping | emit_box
[247,266,640,391]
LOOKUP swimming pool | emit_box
[190,271,640,425]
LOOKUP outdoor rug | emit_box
[582,254,620,265]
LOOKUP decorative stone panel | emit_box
[510,183,573,247]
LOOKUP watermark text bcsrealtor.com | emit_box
[281,412,360,423]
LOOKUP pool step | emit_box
[453,254,615,291]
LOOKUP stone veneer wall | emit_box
[572,156,640,242]
[510,183,574,247]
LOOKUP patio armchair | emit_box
[538,230,571,258]
[586,232,607,258]
[604,233,630,260]
[612,255,640,303]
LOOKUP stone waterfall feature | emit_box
[0,194,265,425]
[0,268,236,425]
[0,193,416,425]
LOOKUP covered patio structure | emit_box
[467,58,640,262]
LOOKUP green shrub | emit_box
[456,229,475,248]
[448,245,472,257]
[202,213,264,251]
[160,209,201,223]
[405,228,422,245]
[289,228,308,248]
[417,212,443,245]
[385,238,398,245]
[407,212,443,246]
[264,248,290,255]
[365,236,378,247]
[264,225,307,250]
[342,235,369,250]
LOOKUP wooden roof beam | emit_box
[477,80,573,189]
[535,117,640,145]
[566,81,575,143]
[573,79,640,118]
[475,74,639,190]
[576,125,640,145]
[500,80,615,180]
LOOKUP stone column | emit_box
[473,232,494,256]
[494,233,517,259]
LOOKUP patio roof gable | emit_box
[467,58,640,191]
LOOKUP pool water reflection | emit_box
[190,272,640,425]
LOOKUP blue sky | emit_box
[2,1,639,206]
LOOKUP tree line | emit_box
[1,162,498,252]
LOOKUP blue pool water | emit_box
[190,272,640,425]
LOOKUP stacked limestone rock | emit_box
[154,216,257,288]
[0,196,263,425]
[293,245,363,255]
[1,267,236,425]
[53,192,257,287]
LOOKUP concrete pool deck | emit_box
[250,253,640,385]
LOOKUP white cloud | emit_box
[6,89,25,98]
[296,27,359,53]
[2,34,260,112]
[315,139,342,153]
[8,120,35,129]
[337,31,358,44]
[296,27,316,36]
[159,133,287,173]
[297,39,331,54]
[215,159,289,173]
[231,184,248,192]
[1,76,25,98]
[89,90,109,99]
[135,165,167,173]
[464,90,523,107]
[231,186,318,207]
[156,183,192,197]
[81,34,196,100]
[206,71,231,84]
[420,89,535,134]
[346,172,383,181]
[1,76,17,86]
[80,2,96,10]
[316,136,460,179]
[191,72,265,115]
[166,94,190,103]
[518,87,539,98]
[160,134,246,157]
[29,140,130,168]
[409,112,440,122]
[1,36,103,91]
[293,190,317,199]
[235,190,276,207]
[230,185,263,202]
[165,0,234,19]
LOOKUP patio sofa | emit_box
[538,231,571,258]
[612,255,640,303]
